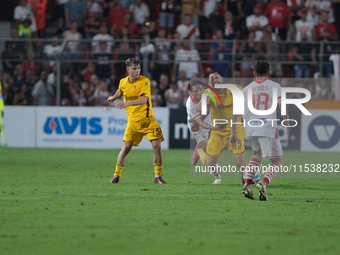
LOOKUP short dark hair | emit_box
[209,70,219,76]
[126,58,140,68]
[253,60,270,76]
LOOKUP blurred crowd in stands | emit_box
[1,0,339,107]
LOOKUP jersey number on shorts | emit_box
[152,128,161,137]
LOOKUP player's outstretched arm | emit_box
[107,90,122,103]
[116,96,148,109]
[195,116,222,130]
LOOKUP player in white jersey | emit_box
[186,81,221,182]
[229,60,289,200]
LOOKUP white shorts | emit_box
[247,136,283,159]
[190,125,209,145]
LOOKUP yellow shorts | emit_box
[206,128,245,156]
[124,115,164,146]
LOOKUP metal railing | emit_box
[1,38,338,105]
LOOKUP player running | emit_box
[107,58,166,184]
[186,81,222,184]
[230,60,289,200]
[198,71,247,184]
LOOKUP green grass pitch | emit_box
[1,148,339,255]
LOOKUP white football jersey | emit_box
[186,94,211,132]
[243,78,281,138]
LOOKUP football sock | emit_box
[245,157,260,184]
[114,164,124,177]
[263,164,280,185]
[198,147,207,166]
[155,164,163,176]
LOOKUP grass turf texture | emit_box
[1,148,339,255]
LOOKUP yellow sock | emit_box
[114,164,124,177]
[155,164,163,176]
[198,149,208,166]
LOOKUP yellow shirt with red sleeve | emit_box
[118,75,153,122]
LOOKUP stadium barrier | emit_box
[3,106,340,152]
[3,106,169,149]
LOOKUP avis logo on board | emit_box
[44,117,102,135]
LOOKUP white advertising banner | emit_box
[36,107,169,149]
[301,110,340,152]
[3,106,36,147]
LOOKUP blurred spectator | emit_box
[129,0,150,26]
[138,25,155,62]
[94,41,114,83]
[292,32,313,78]
[55,0,69,34]
[80,62,96,81]
[92,22,114,54]
[63,21,82,59]
[85,0,104,19]
[70,80,88,106]
[209,30,231,78]
[264,0,291,40]
[239,31,261,77]
[170,32,182,56]
[43,35,62,66]
[158,74,169,106]
[84,12,100,41]
[147,21,158,39]
[315,78,334,99]
[224,0,243,19]
[13,64,25,87]
[292,8,314,41]
[313,9,338,40]
[219,11,241,39]
[115,26,136,79]
[152,29,171,80]
[120,0,134,9]
[24,69,38,95]
[287,0,305,23]
[28,0,48,37]
[88,74,100,104]
[107,0,126,36]
[13,83,31,105]
[14,0,37,36]
[172,40,203,81]
[151,84,163,107]
[147,71,158,87]
[312,28,338,78]
[177,70,189,90]
[114,11,139,39]
[176,14,200,49]
[262,25,282,77]
[32,70,55,106]
[180,0,200,27]
[93,80,110,106]
[304,0,320,25]
[246,4,269,42]
[1,42,22,75]
[307,83,317,99]
[18,18,32,39]
[64,0,86,31]
[200,0,221,37]
[47,64,58,89]
[165,81,184,108]
[318,0,335,23]
[159,0,175,34]
[21,50,41,75]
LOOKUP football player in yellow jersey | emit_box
[107,58,166,184]
[198,71,247,184]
